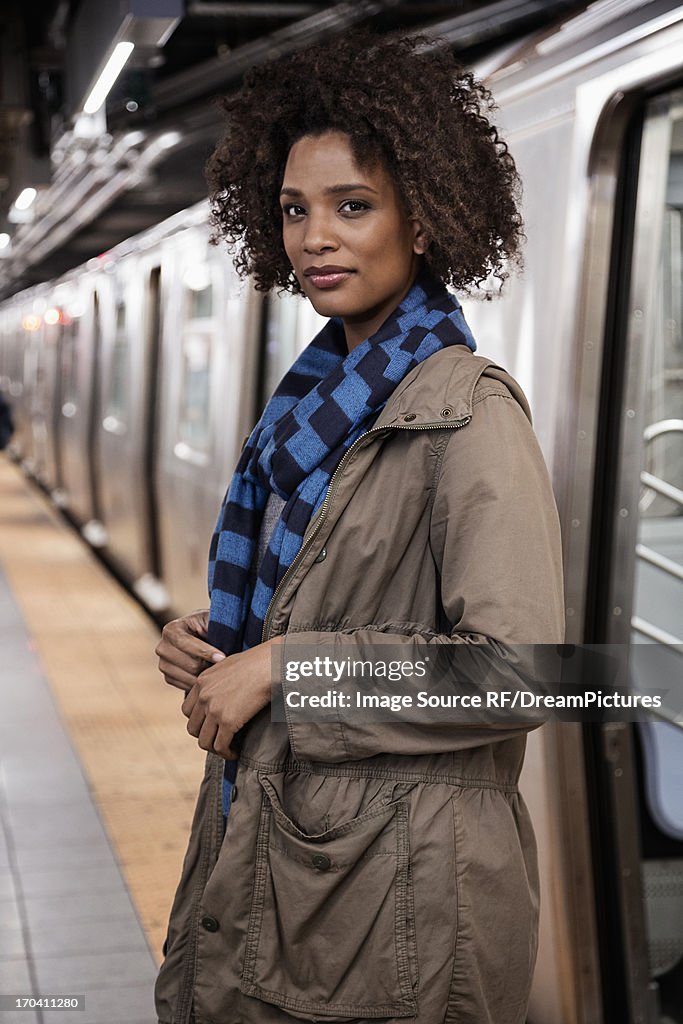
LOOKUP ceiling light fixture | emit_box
[83,42,135,115]
[157,130,182,150]
[14,188,37,211]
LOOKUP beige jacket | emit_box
[155,345,565,1024]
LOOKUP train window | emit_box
[262,297,301,408]
[107,300,129,422]
[260,295,327,411]
[189,282,213,321]
[177,275,214,454]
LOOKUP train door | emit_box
[0,309,7,414]
[50,283,83,499]
[136,261,167,611]
[58,279,104,536]
[93,256,168,609]
[29,315,50,485]
[586,90,683,1024]
[33,300,62,491]
[155,236,221,614]
[0,307,14,451]
[2,306,25,458]
[20,306,41,473]
[155,228,261,616]
[54,302,80,504]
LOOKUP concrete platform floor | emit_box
[0,455,205,1024]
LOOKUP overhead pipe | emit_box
[152,0,402,112]
[186,2,319,16]
[20,131,193,269]
[0,128,175,293]
[14,131,149,256]
[414,0,587,49]
[151,0,584,115]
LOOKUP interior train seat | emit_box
[632,633,683,981]
[638,720,683,843]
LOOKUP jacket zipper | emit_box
[261,415,471,642]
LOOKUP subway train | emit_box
[1,1,682,1022]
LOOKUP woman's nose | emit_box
[302,211,338,254]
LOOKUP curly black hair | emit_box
[206,30,523,295]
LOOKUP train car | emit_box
[0,2,681,1022]
[460,2,683,1021]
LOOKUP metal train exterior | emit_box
[0,206,326,614]
[1,2,682,1022]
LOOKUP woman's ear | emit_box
[411,218,429,255]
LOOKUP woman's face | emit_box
[280,130,427,350]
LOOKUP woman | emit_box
[154,31,564,1024]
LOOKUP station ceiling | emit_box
[0,0,589,299]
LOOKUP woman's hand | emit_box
[181,638,282,759]
[155,609,226,693]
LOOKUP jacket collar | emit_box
[374,345,532,429]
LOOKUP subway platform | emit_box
[0,455,205,1024]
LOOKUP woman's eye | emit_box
[282,204,305,217]
[339,200,369,214]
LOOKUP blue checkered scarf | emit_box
[207,269,476,803]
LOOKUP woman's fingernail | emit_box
[211,652,226,662]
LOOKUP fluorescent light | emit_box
[0,233,10,250]
[83,42,134,115]
[157,131,182,150]
[123,130,146,148]
[14,187,37,211]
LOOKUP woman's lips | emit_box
[306,271,355,290]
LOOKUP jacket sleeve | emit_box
[277,389,566,763]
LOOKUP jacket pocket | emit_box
[240,772,418,1021]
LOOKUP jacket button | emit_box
[403,413,416,422]
[440,407,453,418]
[314,547,327,563]
[231,785,238,803]
[311,853,331,871]
[201,915,220,932]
